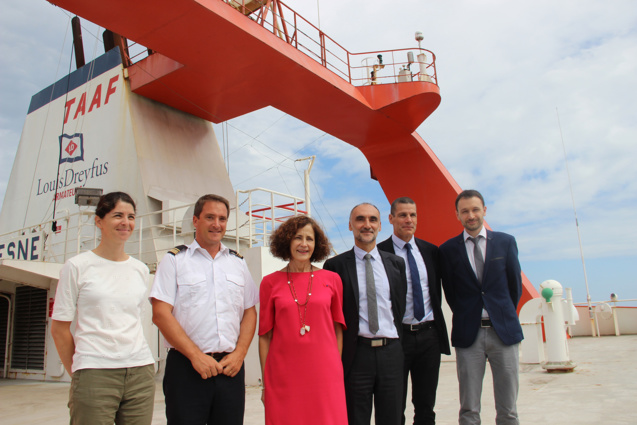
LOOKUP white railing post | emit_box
[172,209,178,247]
[269,191,275,247]
[236,190,241,250]
[248,193,253,248]
[63,216,70,262]
[0,188,307,267]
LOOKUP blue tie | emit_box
[405,243,425,321]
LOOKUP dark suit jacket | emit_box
[323,248,407,378]
[377,236,451,355]
[439,230,523,348]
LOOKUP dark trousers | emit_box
[163,349,245,425]
[345,339,404,425]
[401,326,441,425]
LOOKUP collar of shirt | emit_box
[391,233,413,251]
[462,227,487,243]
[353,245,380,261]
[188,239,229,260]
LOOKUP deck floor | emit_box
[1,335,635,424]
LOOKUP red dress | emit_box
[259,269,347,425]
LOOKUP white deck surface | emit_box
[2,335,635,424]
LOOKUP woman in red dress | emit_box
[259,215,347,425]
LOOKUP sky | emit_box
[1,0,636,306]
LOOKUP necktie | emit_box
[468,236,484,283]
[405,243,425,321]
[364,254,379,335]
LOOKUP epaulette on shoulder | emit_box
[167,245,188,256]
[229,249,243,259]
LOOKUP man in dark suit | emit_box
[377,197,450,425]
[324,202,407,425]
[439,190,523,425]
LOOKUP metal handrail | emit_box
[223,0,438,86]
[574,299,637,337]
[1,188,308,267]
[0,203,195,266]
[235,187,306,249]
[117,0,438,87]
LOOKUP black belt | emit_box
[403,321,436,332]
[481,319,493,328]
[207,352,229,362]
[358,337,398,347]
[169,348,228,362]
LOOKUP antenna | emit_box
[415,31,424,49]
[556,107,595,337]
[294,156,315,217]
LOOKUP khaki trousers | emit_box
[69,364,155,425]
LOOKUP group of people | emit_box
[51,189,524,425]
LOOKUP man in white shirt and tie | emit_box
[378,197,450,425]
[324,202,408,425]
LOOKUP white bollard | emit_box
[539,280,576,372]
[519,298,544,364]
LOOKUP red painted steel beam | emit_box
[46,0,539,303]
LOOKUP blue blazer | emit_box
[323,248,407,378]
[439,230,523,348]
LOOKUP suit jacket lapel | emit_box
[416,239,435,284]
[379,251,398,299]
[384,237,396,255]
[483,230,495,284]
[345,249,359,306]
[457,233,481,288]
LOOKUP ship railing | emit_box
[235,187,307,249]
[109,0,438,87]
[0,188,307,269]
[349,48,438,86]
[223,0,438,86]
[572,299,637,337]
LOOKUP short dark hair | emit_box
[95,192,136,218]
[269,215,332,262]
[390,197,415,215]
[455,189,485,210]
[194,194,230,218]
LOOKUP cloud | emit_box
[1,0,636,302]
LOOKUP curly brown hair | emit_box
[269,215,332,262]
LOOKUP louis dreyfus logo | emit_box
[59,133,84,164]
[36,133,109,198]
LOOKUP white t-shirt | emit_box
[150,240,259,353]
[52,250,155,372]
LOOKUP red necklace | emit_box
[286,265,314,336]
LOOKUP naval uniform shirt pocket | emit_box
[225,273,245,307]
[177,272,207,307]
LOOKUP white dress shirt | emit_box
[353,245,399,339]
[391,234,434,324]
[150,240,259,353]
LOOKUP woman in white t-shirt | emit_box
[51,192,156,425]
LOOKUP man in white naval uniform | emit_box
[150,194,259,425]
